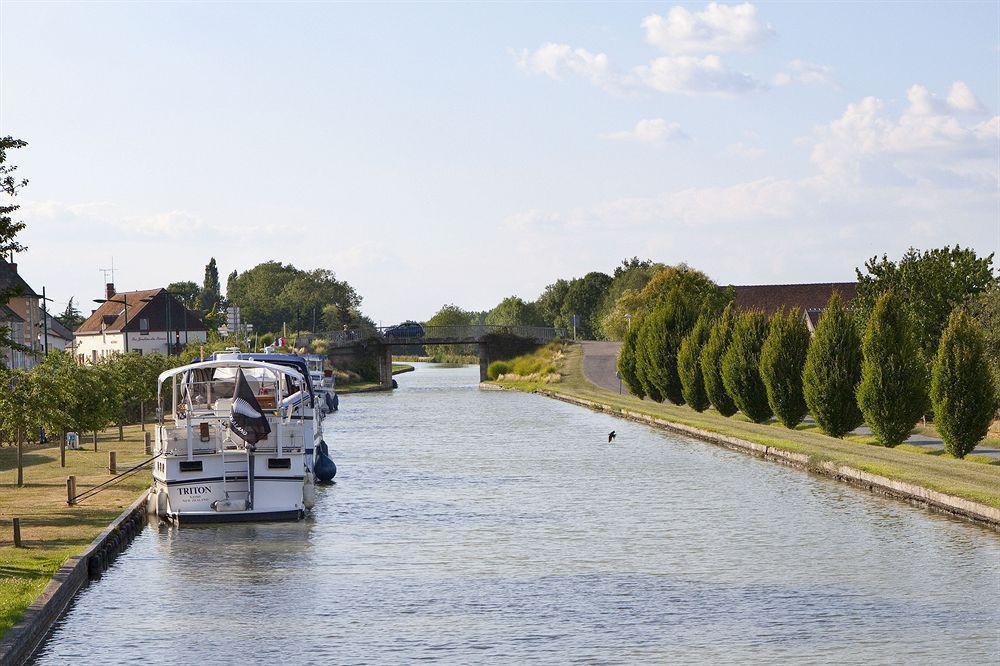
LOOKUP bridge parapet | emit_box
[326,324,567,347]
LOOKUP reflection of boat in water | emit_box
[149,358,318,523]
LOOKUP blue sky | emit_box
[2,2,997,323]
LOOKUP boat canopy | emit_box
[157,359,305,387]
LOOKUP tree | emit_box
[931,309,998,458]
[617,320,644,398]
[856,292,928,446]
[854,246,997,360]
[597,258,663,339]
[721,309,772,423]
[425,304,475,357]
[535,279,570,329]
[677,312,712,412]
[0,136,29,353]
[485,296,546,327]
[55,297,86,330]
[200,257,223,313]
[963,286,1000,401]
[167,281,201,309]
[700,303,738,417]
[760,308,810,428]
[634,314,665,403]
[803,292,863,437]
[561,272,613,339]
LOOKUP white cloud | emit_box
[946,81,985,113]
[773,59,839,89]
[641,2,774,54]
[629,54,763,95]
[602,118,690,144]
[726,141,765,159]
[514,43,618,92]
[808,83,999,184]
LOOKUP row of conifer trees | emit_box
[618,290,997,458]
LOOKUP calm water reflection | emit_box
[34,363,999,664]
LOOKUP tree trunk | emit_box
[141,402,146,431]
[118,423,124,441]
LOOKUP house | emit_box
[44,313,75,353]
[74,283,209,362]
[732,282,857,332]
[0,259,42,369]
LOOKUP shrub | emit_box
[487,360,512,380]
[618,322,645,398]
[700,303,738,417]
[721,309,772,423]
[634,314,665,402]
[931,310,997,458]
[857,291,928,446]
[803,292,863,437]
[677,313,712,411]
[760,308,810,428]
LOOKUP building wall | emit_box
[74,329,208,362]
[5,295,41,368]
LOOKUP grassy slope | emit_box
[0,425,150,637]
[496,345,1000,509]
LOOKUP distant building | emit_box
[0,259,43,369]
[74,283,208,362]
[44,313,75,353]
[733,282,857,333]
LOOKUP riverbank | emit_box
[493,344,1000,523]
[0,425,151,638]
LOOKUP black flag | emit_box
[229,368,271,445]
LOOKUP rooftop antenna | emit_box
[100,257,116,285]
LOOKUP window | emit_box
[139,318,149,335]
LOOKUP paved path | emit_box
[578,341,1000,460]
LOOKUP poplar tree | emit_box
[931,310,997,458]
[700,303,738,417]
[803,292,863,437]
[760,308,810,428]
[677,313,712,411]
[721,309,772,423]
[635,305,668,403]
[617,321,645,398]
[857,291,928,446]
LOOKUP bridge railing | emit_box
[324,324,568,346]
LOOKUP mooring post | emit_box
[109,451,117,475]
[60,435,66,468]
[67,476,77,506]
[16,429,23,487]
[144,431,152,455]
[93,431,98,451]
[13,518,22,548]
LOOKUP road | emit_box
[578,341,999,459]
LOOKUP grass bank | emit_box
[0,425,150,638]
[392,363,415,374]
[494,344,1000,511]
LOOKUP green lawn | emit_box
[0,425,150,638]
[496,345,1000,509]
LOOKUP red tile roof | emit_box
[732,282,857,314]
[75,289,207,335]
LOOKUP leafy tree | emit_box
[617,319,644,398]
[600,287,645,342]
[199,257,223,313]
[721,309,772,423]
[167,281,201,309]
[561,272,613,339]
[854,246,997,360]
[597,258,663,339]
[535,279,570,329]
[485,296,546,327]
[760,308,810,428]
[633,314,664,402]
[700,303,738,417]
[803,292,863,437]
[0,136,29,353]
[55,297,86,330]
[425,304,475,357]
[677,312,712,411]
[963,286,999,400]
[856,291,928,446]
[931,309,998,458]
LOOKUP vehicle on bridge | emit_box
[384,320,424,340]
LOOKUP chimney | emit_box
[105,283,116,300]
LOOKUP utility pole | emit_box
[41,286,49,355]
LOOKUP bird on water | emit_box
[608,431,616,443]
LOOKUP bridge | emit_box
[324,324,568,385]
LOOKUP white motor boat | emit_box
[148,358,317,523]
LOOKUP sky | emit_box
[1,1,998,324]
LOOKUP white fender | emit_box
[145,489,157,515]
[156,489,170,516]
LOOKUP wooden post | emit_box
[93,431,98,451]
[140,402,146,431]
[118,423,123,441]
[16,429,23,487]
[60,435,66,467]
[109,451,117,475]
[13,518,21,547]
[144,431,152,455]
[67,476,76,505]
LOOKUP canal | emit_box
[34,363,999,663]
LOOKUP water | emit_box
[34,363,999,664]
